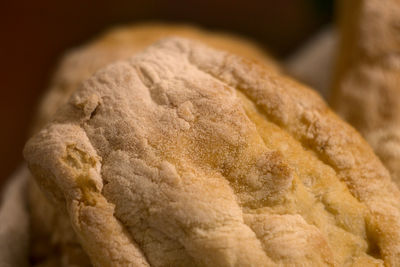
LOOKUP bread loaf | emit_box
[25,37,400,266]
[331,0,400,187]
[28,23,275,266]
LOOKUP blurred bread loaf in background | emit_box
[331,0,400,187]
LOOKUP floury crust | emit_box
[25,38,400,266]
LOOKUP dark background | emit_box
[0,0,333,187]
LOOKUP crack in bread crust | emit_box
[25,38,400,266]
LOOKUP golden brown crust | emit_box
[28,23,275,267]
[331,0,400,187]
[25,38,400,266]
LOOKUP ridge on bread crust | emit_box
[25,38,400,266]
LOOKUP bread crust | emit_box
[25,38,400,266]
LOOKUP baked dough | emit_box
[28,23,275,266]
[331,0,400,187]
[25,37,400,266]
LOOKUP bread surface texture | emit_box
[25,38,400,266]
[332,0,400,187]
[28,23,275,267]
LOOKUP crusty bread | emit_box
[331,0,400,187]
[25,37,400,266]
[28,23,275,267]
